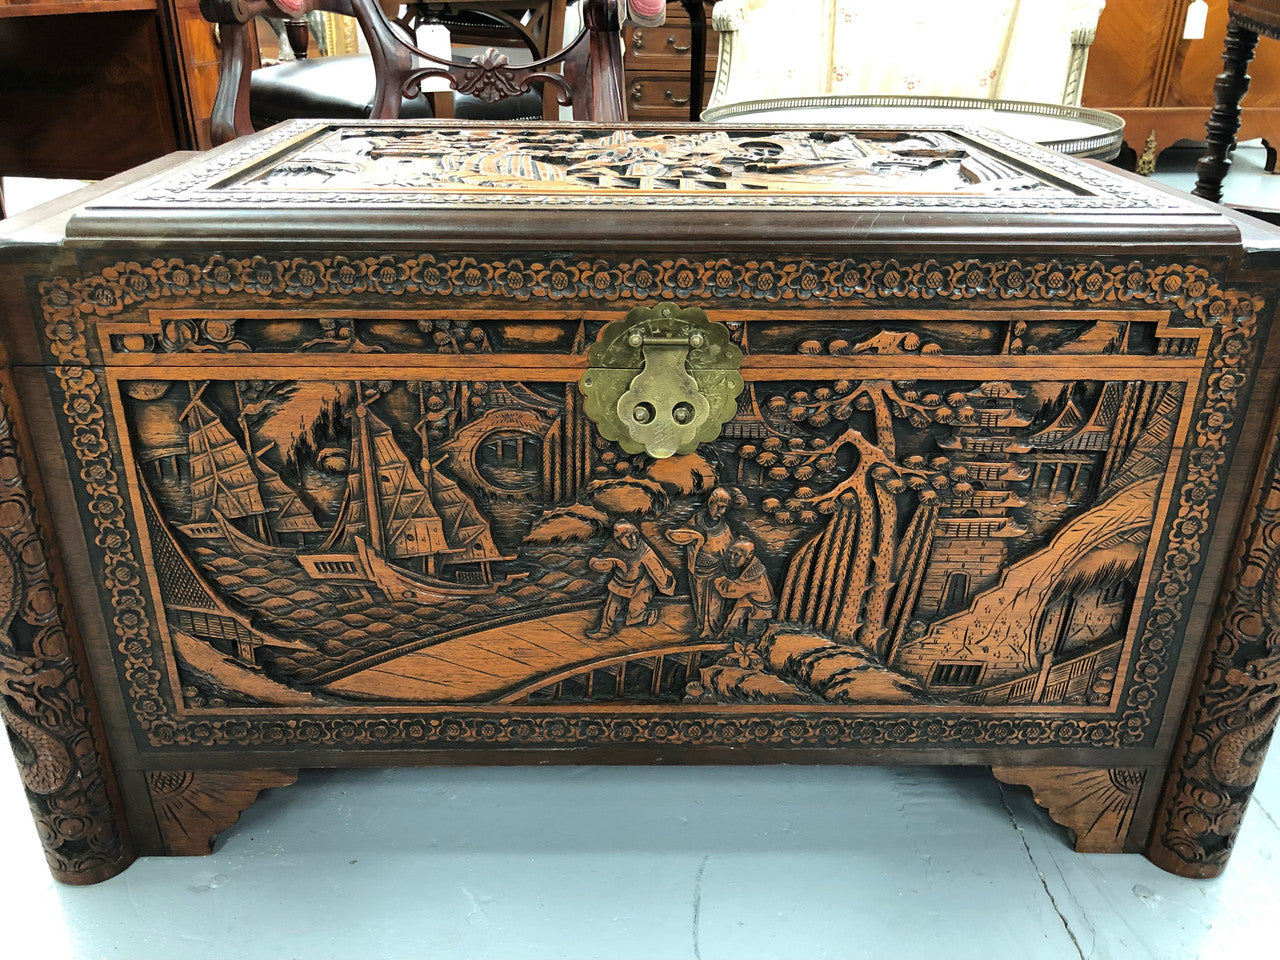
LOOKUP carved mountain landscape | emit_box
[120,322,1188,714]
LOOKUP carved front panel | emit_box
[37,252,1265,752]
[120,368,1179,710]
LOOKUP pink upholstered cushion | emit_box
[628,0,667,25]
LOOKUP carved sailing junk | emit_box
[296,382,520,602]
[178,382,320,556]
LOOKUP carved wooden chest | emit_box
[4,120,1280,883]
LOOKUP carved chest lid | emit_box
[67,120,1238,251]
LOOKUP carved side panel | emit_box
[146,769,298,856]
[1149,406,1280,878]
[992,766,1145,853]
[0,369,133,883]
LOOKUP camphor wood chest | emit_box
[4,119,1280,883]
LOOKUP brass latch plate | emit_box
[580,304,744,458]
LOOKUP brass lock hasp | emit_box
[580,304,744,458]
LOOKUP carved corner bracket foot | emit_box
[992,766,1146,854]
[145,769,299,857]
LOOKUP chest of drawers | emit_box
[3,120,1280,882]
[624,1,717,119]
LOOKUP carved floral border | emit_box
[0,377,131,880]
[1152,405,1280,874]
[37,254,1263,751]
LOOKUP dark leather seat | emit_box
[249,54,546,128]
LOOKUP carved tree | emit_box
[742,380,974,657]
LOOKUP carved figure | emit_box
[666,486,737,638]
[586,521,675,638]
[710,539,776,639]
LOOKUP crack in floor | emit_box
[692,855,708,960]
[1251,795,1280,834]
[997,782,1089,960]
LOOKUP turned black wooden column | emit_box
[1194,19,1261,203]
[680,0,706,121]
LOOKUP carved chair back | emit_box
[393,2,557,60]
[201,0,632,145]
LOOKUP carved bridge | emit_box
[318,604,720,703]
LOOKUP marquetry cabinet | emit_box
[3,119,1280,883]
[1083,0,1280,153]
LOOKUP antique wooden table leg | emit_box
[1193,18,1261,203]
[0,360,133,883]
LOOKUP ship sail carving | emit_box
[369,410,452,560]
[185,398,266,523]
[430,468,502,562]
[257,461,323,536]
[180,386,320,552]
[320,405,450,562]
[303,389,520,599]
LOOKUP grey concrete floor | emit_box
[4,144,1280,958]
[2,741,1279,960]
